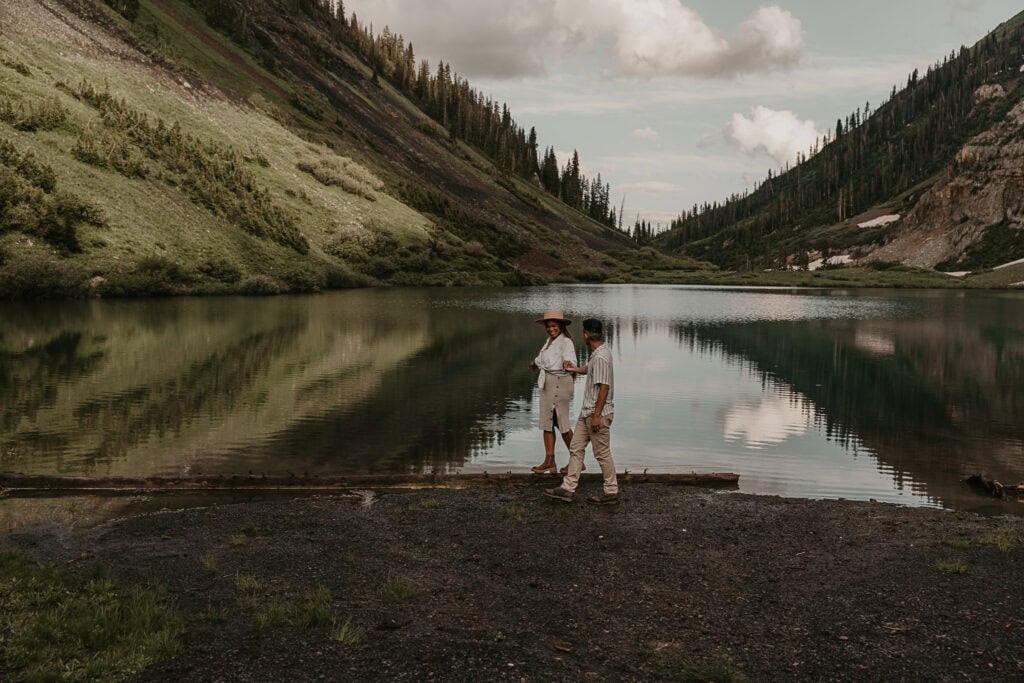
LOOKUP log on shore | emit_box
[0,471,739,497]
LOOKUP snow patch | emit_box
[807,254,852,271]
[1012,281,1024,287]
[993,256,1024,270]
[857,214,900,228]
[944,271,970,278]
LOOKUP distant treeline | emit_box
[172,0,624,232]
[656,15,1024,268]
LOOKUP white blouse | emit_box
[534,334,576,390]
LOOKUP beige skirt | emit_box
[539,373,574,433]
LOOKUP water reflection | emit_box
[723,394,811,448]
[676,304,1024,515]
[1,287,1023,515]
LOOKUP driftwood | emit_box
[0,470,739,498]
[961,474,1024,500]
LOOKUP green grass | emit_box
[236,585,335,630]
[379,576,418,603]
[332,618,365,645]
[234,573,264,593]
[0,550,181,681]
[497,505,527,521]
[405,498,440,512]
[935,559,969,574]
[975,528,1021,552]
[200,553,219,572]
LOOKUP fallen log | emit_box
[0,470,739,497]
[961,474,1024,500]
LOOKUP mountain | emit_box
[654,10,1024,287]
[0,0,708,298]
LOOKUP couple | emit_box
[529,310,619,505]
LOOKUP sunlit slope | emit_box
[0,0,647,297]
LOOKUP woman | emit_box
[529,310,578,474]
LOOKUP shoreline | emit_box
[3,485,1023,680]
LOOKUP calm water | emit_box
[2,285,1023,514]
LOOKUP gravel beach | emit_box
[3,484,1023,681]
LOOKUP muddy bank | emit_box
[3,485,1023,681]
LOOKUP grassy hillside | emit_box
[0,0,710,298]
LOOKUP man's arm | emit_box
[563,360,587,373]
[590,383,609,430]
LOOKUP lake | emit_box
[2,285,1023,515]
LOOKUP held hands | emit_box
[562,360,579,372]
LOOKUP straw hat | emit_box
[536,309,571,325]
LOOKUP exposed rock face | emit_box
[869,96,1024,268]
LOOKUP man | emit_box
[544,318,619,505]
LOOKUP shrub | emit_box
[295,155,382,201]
[0,59,32,77]
[198,257,242,283]
[0,96,68,132]
[1,142,104,254]
[279,263,325,292]
[237,274,283,295]
[100,256,194,296]
[73,130,148,178]
[0,248,92,298]
[61,80,307,253]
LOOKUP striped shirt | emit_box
[580,343,614,418]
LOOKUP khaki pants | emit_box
[561,414,617,494]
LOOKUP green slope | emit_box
[1,0,700,298]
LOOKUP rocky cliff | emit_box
[870,86,1024,270]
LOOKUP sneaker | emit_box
[587,492,620,506]
[544,486,575,503]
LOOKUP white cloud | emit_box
[722,105,823,165]
[605,4,802,78]
[348,1,803,79]
[632,127,659,140]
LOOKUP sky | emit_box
[344,0,1024,228]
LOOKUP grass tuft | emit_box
[200,553,219,573]
[497,505,526,521]
[974,528,1020,552]
[406,498,440,512]
[379,575,418,603]
[234,573,264,593]
[0,550,181,680]
[332,618,365,645]
[935,560,969,574]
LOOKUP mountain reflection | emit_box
[0,292,539,476]
[676,312,1024,513]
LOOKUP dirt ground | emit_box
[3,483,1024,681]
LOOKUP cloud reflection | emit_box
[723,394,810,448]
